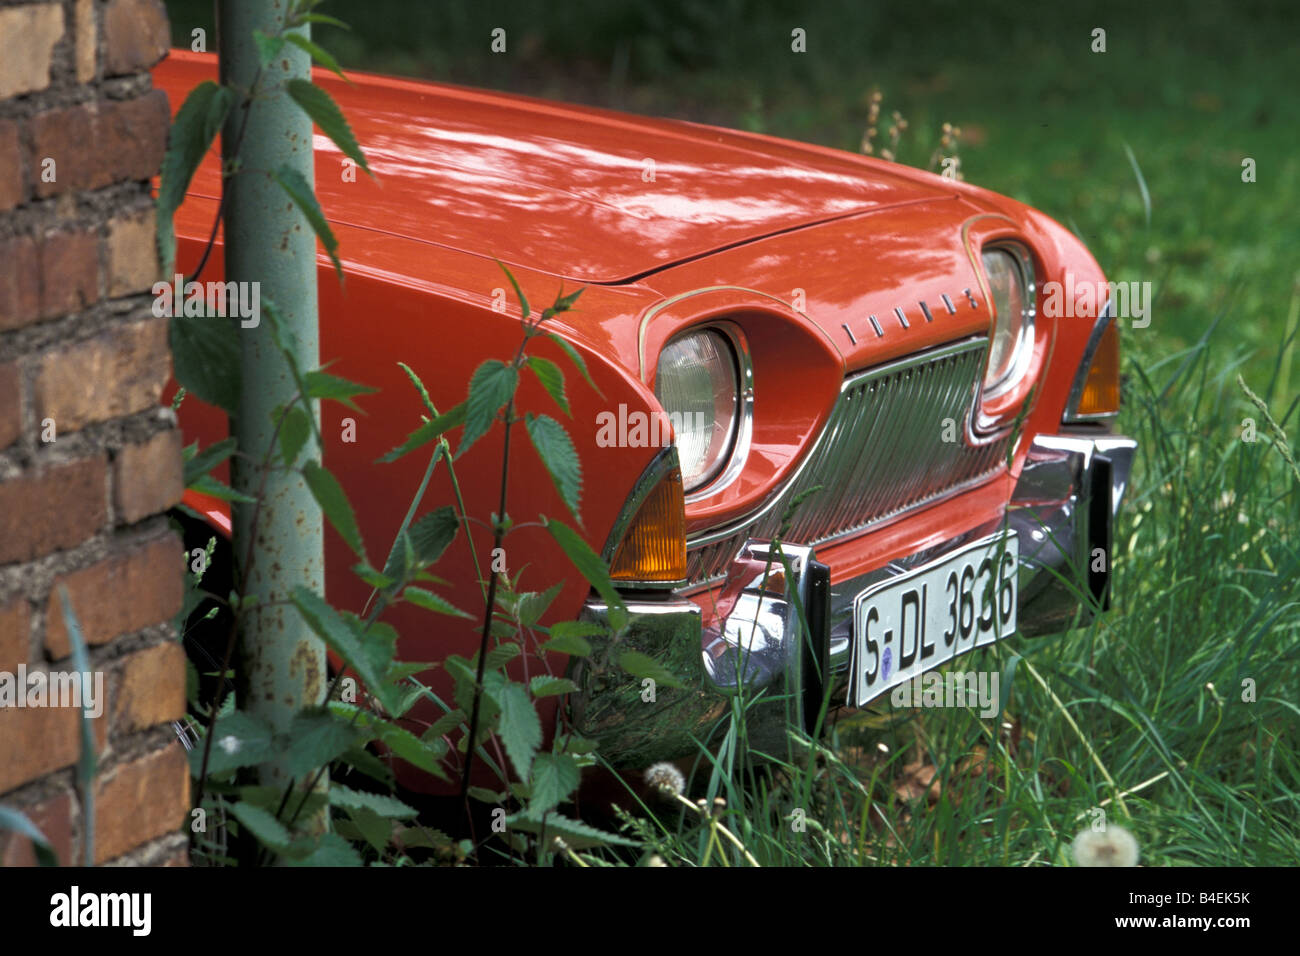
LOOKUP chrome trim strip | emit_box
[868,314,884,337]
[920,300,934,322]
[894,306,909,329]
[942,294,956,314]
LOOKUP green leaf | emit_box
[488,681,541,780]
[169,314,241,413]
[230,801,291,850]
[188,710,276,777]
[530,676,579,697]
[407,506,458,566]
[0,806,58,866]
[504,811,641,849]
[379,402,466,464]
[340,806,390,854]
[460,360,517,458]
[546,333,601,395]
[403,586,471,618]
[283,832,363,866]
[497,260,530,321]
[544,519,626,627]
[285,78,372,177]
[252,29,286,66]
[302,461,366,560]
[423,709,465,741]
[184,437,237,487]
[617,650,687,690]
[526,356,570,416]
[353,562,395,590]
[187,473,256,504]
[298,13,351,31]
[304,369,376,410]
[157,80,236,275]
[375,721,449,780]
[529,752,580,815]
[540,631,593,658]
[483,642,521,672]
[284,32,348,82]
[329,783,417,819]
[274,165,343,282]
[291,586,401,716]
[396,361,437,416]
[513,582,563,628]
[278,404,312,467]
[526,414,582,520]
[281,709,358,779]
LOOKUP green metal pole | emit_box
[220,1,326,812]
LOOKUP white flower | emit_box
[644,761,685,797]
[1072,825,1140,867]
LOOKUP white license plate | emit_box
[849,532,1018,707]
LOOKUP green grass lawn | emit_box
[163,0,1300,865]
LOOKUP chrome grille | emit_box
[685,337,1011,585]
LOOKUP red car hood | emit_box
[156,51,952,284]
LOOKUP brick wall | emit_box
[0,0,189,866]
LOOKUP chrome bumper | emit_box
[570,432,1136,766]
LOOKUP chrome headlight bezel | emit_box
[980,242,1036,399]
[653,324,752,497]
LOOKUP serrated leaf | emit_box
[527,414,581,520]
[513,582,563,628]
[304,369,376,410]
[379,402,466,464]
[352,562,394,590]
[283,831,363,866]
[488,681,541,780]
[341,806,391,854]
[157,81,236,275]
[189,710,276,777]
[252,30,286,66]
[422,709,465,741]
[274,165,343,282]
[460,360,517,458]
[545,519,626,626]
[291,586,401,716]
[407,506,458,566]
[529,752,580,815]
[230,801,291,849]
[403,586,471,618]
[184,437,237,487]
[376,721,449,780]
[553,286,585,313]
[617,650,687,690]
[169,314,241,413]
[284,32,348,82]
[468,786,504,804]
[504,811,640,849]
[526,356,569,416]
[546,332,601,396]
[329,783,417,819]
[302,461,366,560]
[540,632,593,657]
[286,77,371,177]
[530,676,579,697]
[281,709,358,779]
[278,404,312,466]
[484,642,521,671]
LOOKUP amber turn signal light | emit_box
[1076,320,1121,417]
[609,467,687,584]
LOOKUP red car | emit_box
[155,51,1135,785]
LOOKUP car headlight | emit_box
[981,245,1035,395]
[654,329,740,492]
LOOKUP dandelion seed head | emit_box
[1072,824,1139,867]
[644,761,685,796]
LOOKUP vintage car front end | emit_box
[568,198,1137,767]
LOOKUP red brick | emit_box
[0,361,20,450]
[34,319,172,434]
[94,744,189,863]
[0,706,81,793]
[103,0,169,77]
[0,3,64,99]
[106,211,159,298]
[45,533,183,659]
[0,791,75,867]
[29,92,169,197]
[0,456,106,565]
[0,236,40,331]
[114,640,185,732]
[74,0,96,84]
[0,119,22,212]
[0,597,30,672]
[37,228,98,319]
[114,427,182,524]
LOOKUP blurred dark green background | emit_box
[162,0,1300,383]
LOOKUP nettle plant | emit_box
[161,4,644,866]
